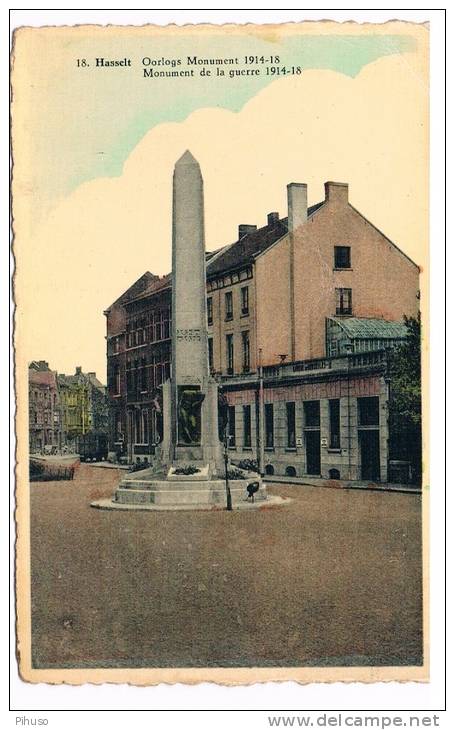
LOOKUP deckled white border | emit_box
[7,5,447,719]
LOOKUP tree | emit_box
[387,314,422,483]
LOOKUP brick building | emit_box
[28,361,62,453]
[105,180,420,482]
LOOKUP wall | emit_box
[254,235,292,366]
[207,270,256,375]
[224,373,388,482]
[290,193,419,361]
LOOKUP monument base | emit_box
[90,465,269,511]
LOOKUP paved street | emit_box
[30,464,423,668]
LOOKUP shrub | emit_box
[29,459,75,481]
[226,468,246,480]
[235,458,259,473]
[173,465,200,475]
[128,462,149,472]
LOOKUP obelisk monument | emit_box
[95,151,269,509]
[160,150,223,472]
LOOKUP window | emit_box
[208,337,214,371]
[140,357,147,391]
[126,363,133,395]
[134,410,141,443]
[163,358,171,381]
[304,400,320,428]
[334,246,351,269]
[207,297,213,326]
[115,412,123,441]
[141,410,149,444]
[286,402,296,448]
[265,403,274,449]
[241,330,250,372]
[154,311,163,341]
[329,399,340,449]
[228,405,236,447]
[243,405,251,447]
[153,353,163,386]
[163,308,170,339]
[336,287,352,315]
[241,286,249,315]
[358,396,379,426]
[225,291,233,321]
[226,334,234,375]
[115,365,120,394]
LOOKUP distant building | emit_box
[28,362,62,452]
[58,367,108,448]
[104,180,420,483]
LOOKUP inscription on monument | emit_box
[176,328,202,342]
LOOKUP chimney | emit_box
[75,366,82,375]
[324,181,349,205]
[267,212,280,226]
[88,372,96,377]
[287,183,308,232]
[238,224,257,239]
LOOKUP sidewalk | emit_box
[31,454,79,463]
[88,462,130,470]
[265,475,421,494]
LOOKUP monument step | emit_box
[115,483,267,507]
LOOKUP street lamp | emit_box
[257,348,265,477]
[223,428,232,511]
[344,341,353,479]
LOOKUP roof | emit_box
[328,317,408,339]
[29,360,50,371]
[104,271,160,312]
[58,374,81,386]
[29,369,57,388]
[86,373,106,391]
[58,372,106,390]
[206,202,324,277]
[127,273,171,305]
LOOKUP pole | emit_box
[224,429,232,511]
[346,344,352,480]
[258,348,265,477]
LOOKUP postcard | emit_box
[12,18,429,686]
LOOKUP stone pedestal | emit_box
[113,470,267,508]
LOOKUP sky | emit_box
[12,21,428,380]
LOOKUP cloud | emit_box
[15,50,427,377]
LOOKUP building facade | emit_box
[28,361,62,453]
[105,179,420,482]
[58,367,108,448]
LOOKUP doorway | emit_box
[359,430,380,481]
[305,430,321,475]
